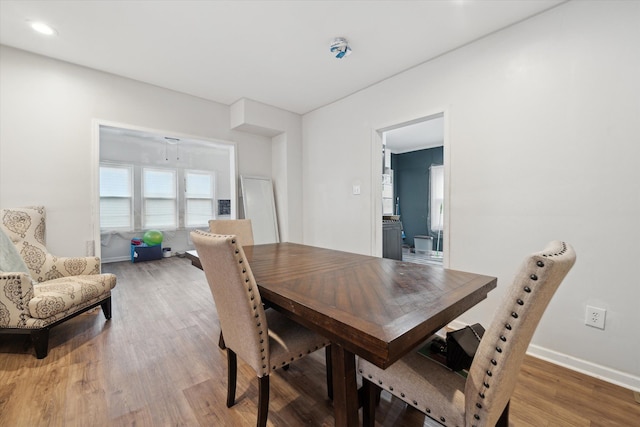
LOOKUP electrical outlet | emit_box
[585,305,606,330]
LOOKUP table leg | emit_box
[331,344,359,427]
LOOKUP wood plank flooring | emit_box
[1,256,638,426]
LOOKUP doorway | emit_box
[92,121,237,262]
[373,112,448,265]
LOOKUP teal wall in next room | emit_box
[392,146,443,251]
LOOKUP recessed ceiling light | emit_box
[30,21,57,36]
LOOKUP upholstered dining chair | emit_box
[190,230,332,427]
[209,219,254,349]
[209,219,254,246]
[358,240,576,427]
[0,206,116,358]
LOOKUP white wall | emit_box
[231,98,304,243]
[0,45,272,256]
[302,1,640,389]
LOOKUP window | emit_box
[430,165,444,232]
[185,170,215,227]
[99,164,133,230]
[143,168,177,229]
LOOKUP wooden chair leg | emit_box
[362,378,379,427]
[257,375,270,427]
[218,331,226,349]
[325,345,333,400]
[226,349,237,407]
[496,400,510,427]
[31,328,50,359]
[100,297,112,320]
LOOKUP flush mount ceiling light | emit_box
[330,37,352,59]
[30,21,57,36]
[164,137,180,161]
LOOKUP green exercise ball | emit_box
[143,230,163,246]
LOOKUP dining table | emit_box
[186,242,497,427]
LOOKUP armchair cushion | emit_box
[28,274,116,320]
[0,228,28,273]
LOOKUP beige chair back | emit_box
[190,230,270,377]
[209,219,254,246]
[464,240,576,426]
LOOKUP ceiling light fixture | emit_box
[164,137,180,161]
[30,21,57,36]
[330,37,352,59]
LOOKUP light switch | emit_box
[353,184,361,195]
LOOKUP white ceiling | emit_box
[1,0,565,118]
[384,115,445,154]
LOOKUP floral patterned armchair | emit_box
[0,206,116,358]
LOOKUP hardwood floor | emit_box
[1,256,637,426]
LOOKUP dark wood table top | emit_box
[188,243,497,426]
[242,242,496,369]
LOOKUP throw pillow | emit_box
[0,226,29,273]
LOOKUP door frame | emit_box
[370,108,451,267]
[90,119,238,260]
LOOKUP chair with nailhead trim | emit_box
[358,240,576,427]
[0,206,116,358]
[191,230,332,427]
[209,219,254,246]
[208,219,254,350]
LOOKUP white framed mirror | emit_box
[240,175,279,244]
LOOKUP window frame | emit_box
[184,169,216,228]
[99,163,134,232]
[142,167,178,230]
[429,164,444,232]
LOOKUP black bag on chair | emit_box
[446,323,485,371]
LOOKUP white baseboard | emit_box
[527,344,640,393]
[447,320,640,393]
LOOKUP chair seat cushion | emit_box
[28,273,116,319]
[266,309,330,372]
[358,340,467,426]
